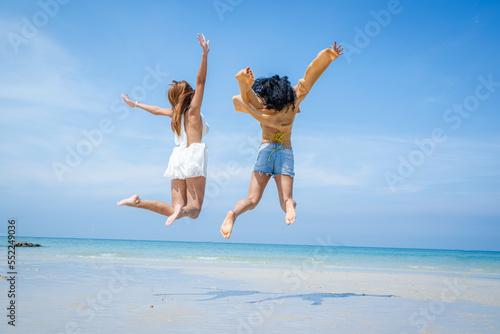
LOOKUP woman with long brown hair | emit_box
[117,34,210,226]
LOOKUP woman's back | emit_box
[176,110,209,147]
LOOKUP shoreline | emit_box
[13,252,500,282]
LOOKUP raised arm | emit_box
[121,93,172,116]
[235,68,254,104]
[294,41,343,106]
[189,34,210,114]
[235,67,277,115]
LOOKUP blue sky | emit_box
[1,0,500,250]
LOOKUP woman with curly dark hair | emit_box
[117,34,210,226]
[221,42,343,239]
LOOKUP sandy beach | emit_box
[2,255,500,333]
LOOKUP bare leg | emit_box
[275,174,296,225]
[165,179,187,226]
[220,171,271,239]
[117,194,176,216]
[180,176,206,219]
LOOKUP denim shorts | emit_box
[252,143,295,177]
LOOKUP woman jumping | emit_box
[117,34,210,226]
[220,41,343,239]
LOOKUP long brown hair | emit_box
[168,80,194,136]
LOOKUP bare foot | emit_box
[220,211,235,239]
[166,205,182,226]
[117,194,140,207]
[285,200,296,225]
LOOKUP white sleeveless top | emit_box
[174,113,209,147]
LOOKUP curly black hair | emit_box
[252,75,296,112]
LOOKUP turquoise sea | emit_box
[3,237,500,278]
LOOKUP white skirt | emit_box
[164,143,208,180]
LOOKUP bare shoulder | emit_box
[185,107,202,123]
[187,104,201,115]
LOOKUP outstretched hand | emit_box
[330,41,343,56]
[121,93,136,108]
[197,33,210,55]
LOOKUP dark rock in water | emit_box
[14,241,41,247]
